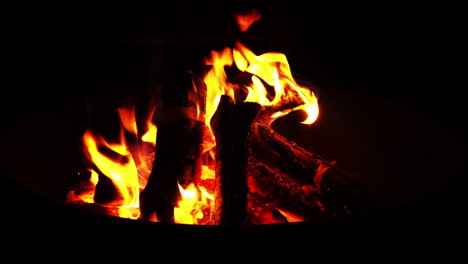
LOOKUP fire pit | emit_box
[2,5,466,235]
[58,9,367,226]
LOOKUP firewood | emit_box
[250,121,335,187]
[139,74,207,223]
[210,95,260,225]
[93,172,120,204]
[250,121,368,215]
[247,156,326,221]
[139,116,205,223]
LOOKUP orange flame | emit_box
[234,8,262,32]
[203,41,319,126]
[69,105,157,219]
[68,10,320,225]
[66,168,98,204]
[117,106,138,135]
[276,208,304,223]
[141,107,157,145]
[82,129,140,219]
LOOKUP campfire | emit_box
[65,9,362,225]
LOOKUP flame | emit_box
[276,208,304,223]
[82,129,140,219]
[173,165,216,224]
[141,107,157,145]
[203,41,319,126]
[117,106,138,135]
[174,182,214,225]
[68,10,320,225]
[69,105,157,219]
[66,168,98,204]
[234,8,261,32]
[203,47,237,127]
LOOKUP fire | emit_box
[234,8,261,32]
[141,107,157,145]
[276,208,304,223]
[117,106,138,135]
[67,9,320,225]
[82,129,140,219]
[66,168,98,204]
[203,41,319,127]
[174,182,214,225]
[67,105,157,219]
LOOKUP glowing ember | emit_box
[276,208,304,223]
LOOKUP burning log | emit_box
[210,95,260,225]
[65,9,365,225]
[140,74,207,223]
[93,172,120,204]
[249,121,368,215]
[139,116,205,223]
[250,121,333,187]
[247,156,325,221]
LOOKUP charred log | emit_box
[93,172,120,204]
[250,121,368,216]
[250,121,334,187]
[210,95,260,225]
[139,73,207,223]
[247,156,325,221]
[139,116,204,223]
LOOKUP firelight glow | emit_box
[66,8,320,225]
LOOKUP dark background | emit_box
[1,3,465,238]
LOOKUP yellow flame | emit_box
[234,41,319,124]
[200,164,215,180]
[174,183,212,225]
[203,47,236,127]
[141,124,157,145]
[72,104,158,220]
[82,129,141,219]
[199,186,214,201]
[203,41,319,126]
[70,10,321,225]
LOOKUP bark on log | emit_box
[139,117,204,223]
[210,95,260,225]
[250,121,335,187]
[247,156,325,221]
[250,122,368,216]
[139,72,207,223]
